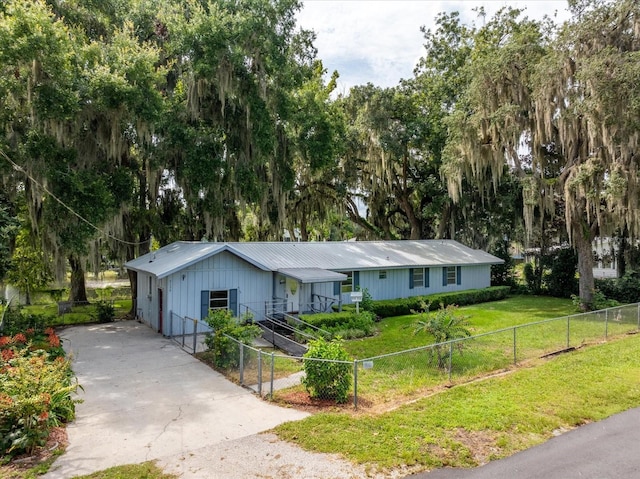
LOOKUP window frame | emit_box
[209,289,229,311]
[446,266,457,285]
[341,271,353,293]
[412,268,424,288]
[379,270,387,279]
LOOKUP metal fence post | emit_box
[181,316,186,348]
[353,360,358,410]
[605,309,609,339]
[257,351,262,397]
[192,318,198,353]
[448,342,453,381]
[566,316,570,349]
[270,352,275,399]
[239,343,244,386]
[168,310,173,338]
[513,327,517,365]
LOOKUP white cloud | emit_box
[296,0,571,93]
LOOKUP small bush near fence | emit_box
[340,286,511,318]
[301,338,352,404]
[203,309,261,369]
[298,311,377,339]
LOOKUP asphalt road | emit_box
[412,407,640,479]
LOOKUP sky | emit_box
[295,1,572,95]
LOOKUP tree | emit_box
[0,195,19,287]
[442,3,640,309]
[6,230,52,305]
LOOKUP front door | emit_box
[286,278,299,314]
[158,288,163,334]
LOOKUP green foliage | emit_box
[595,271,640,304]
[572,291,619,311]
[301,337,352,404]
[345,286,511,318]
[299,311,377,340]
[358,287,375,313]
[542,247,578,298]
[203,309,261,370]
[93,300,115,323]
[5,230,52,305]
[523,262,543,294]
[413,302,472,368]
[0,195,19,283]
[0,330,79,458]
[490,240,516,287]
[0,308,49,336]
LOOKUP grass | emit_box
[70,462,177,479]
[344,295,576,359]
[274,332,640,474]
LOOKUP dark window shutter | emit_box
[229,289,238,317]
[456,266,462,285]
[334,281,340,295]
[354,271,360,289]
[442,268,447,286]
[200,290,209,319]
[409,268,414,289]
[425,268,430,288]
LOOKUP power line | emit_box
[0,147,149,247]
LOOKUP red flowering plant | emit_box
[0,348,81,457]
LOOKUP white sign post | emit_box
[350,291,363,313]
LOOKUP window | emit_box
[341,271,353,293]
[379,270,387,279]
[446,266,457,285]
[209,290,229,310]
[412,268,424,288]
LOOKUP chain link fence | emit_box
[173,303,640,409]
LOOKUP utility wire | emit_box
[0,147,149,247]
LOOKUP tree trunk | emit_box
[573,225,595,310]
[128,269,138,319]
[68,255,88,303]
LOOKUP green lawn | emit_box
[344,295,576,359]
[275,333,640,474]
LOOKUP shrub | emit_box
[301,337,352,403]
[595,271,640,304]
[0,338,79,458]
[203,309,261,369]
[543,247,578,298]
[345,286,511,319]
[299,311,377,339]
[93,300,115,323]
[1,308,49,336]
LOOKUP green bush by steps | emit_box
[298,311,377,340]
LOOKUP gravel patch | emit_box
[157,432,389,479]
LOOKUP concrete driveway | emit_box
[44,320,310,478]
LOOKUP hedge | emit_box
[339,286,511,318]
[298,311,377,340]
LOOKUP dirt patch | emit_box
[453,428,501,465]
[274,390,372,413]
[1,427,68,477]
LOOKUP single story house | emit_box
[124,240,503,335]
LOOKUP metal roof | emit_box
[125,240,503,279]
